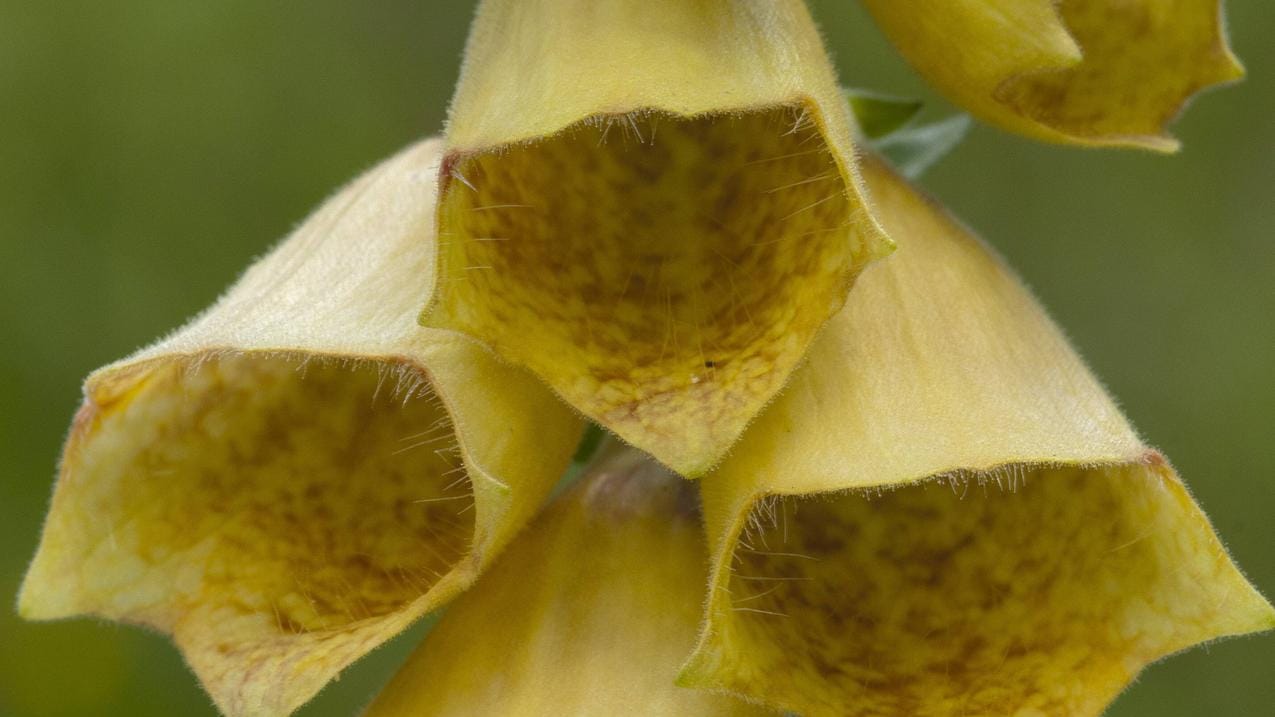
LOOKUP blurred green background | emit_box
[1,1,1271,715]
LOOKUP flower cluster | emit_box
[21,1,1271,716]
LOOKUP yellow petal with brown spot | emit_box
[423,0,892,476]
[366,444,773,717]
[681,156,1274,715]
[19,139,584,717]
[863,0,1243,150]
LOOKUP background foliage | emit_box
[1,2,1271,714]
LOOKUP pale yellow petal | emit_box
[681,156,1274,715]
[863,0,1243,150]
[423,0,892,476]
[367,445,772,717]
[691,461,1273,716]
[19,139,583,717]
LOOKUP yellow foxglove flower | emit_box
[680,156,1274,715]
[421,0,893,476]
[367,444,770,716]
[19,139,583,717]
[861,0,1244,151]
[19,3,1268,715]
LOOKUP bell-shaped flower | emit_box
[679,155,1274,714]
[367,444,770,716]
[18,139,584,717]
[19,3,1266,714]
[861,0,1243,150]
[421,0,893,475]
[249,148,1269,717]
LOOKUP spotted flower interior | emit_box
[19,1,1269,716]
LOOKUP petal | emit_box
[681,156,1274,714]
[19,139,584,717]
[863,0,1243,150]
[691,462,1274,717]
[366,445,772,717]
[423,0,893,475]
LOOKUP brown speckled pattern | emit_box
[83,355,473,634]
[1000,0,1239,142]
[425,106,872,472]
[706,464,1266,716]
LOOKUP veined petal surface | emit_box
[863,0,1243,150]
[367,446,771,717]
[423,0,892,475]
[682,156,1274,715]
[19,139,583,717]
